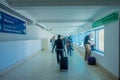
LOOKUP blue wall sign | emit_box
[0,11,26,34]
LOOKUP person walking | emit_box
[66,37,72,56]
[51,35,64,64]
[50,36,56,47]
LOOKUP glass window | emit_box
[72,26,104,54]
[91,31,96,45]
[78,34,82,45]
[98,29,104,52]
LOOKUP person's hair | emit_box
[58,35,61,39]
[88,33,92,36]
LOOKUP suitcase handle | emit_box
[64,50,67,57]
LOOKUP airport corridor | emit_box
[0,49,112,80]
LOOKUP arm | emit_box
[87,35,93,45]
[51,41,56,53]
[88,40,92,45]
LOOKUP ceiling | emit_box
[6,0,120,35]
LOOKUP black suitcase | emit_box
[60,56,68,70]
[60,51,68,70]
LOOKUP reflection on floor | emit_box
[0,50,112,80]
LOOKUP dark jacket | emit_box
[52,37,65,52]
[84,35,90,45]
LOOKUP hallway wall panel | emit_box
[0,40,42,74]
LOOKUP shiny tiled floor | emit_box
[0,50,112,80]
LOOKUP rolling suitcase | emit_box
[60,52,68,70]
[88,56,96,65]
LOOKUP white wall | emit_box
[104,20,119,77]
[0,1,53,74]
[0,40,42,72]
[93,20,119,77]
[76,11,120,78]
[94,11,119,78]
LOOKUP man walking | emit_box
[52,35,64,64]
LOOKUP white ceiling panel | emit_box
[6,0,120,35]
